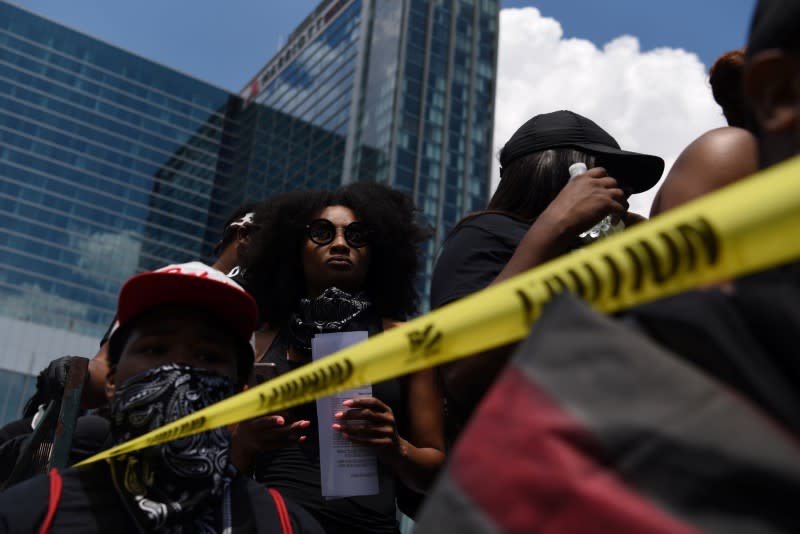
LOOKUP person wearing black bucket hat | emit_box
[431,110,663,440]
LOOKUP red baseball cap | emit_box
[115,262,258,348]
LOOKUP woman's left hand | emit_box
[333,396,404,463]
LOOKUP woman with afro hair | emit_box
[232,182,444,534]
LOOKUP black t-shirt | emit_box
[0,463,323,533]
[430,213,529,309]
[626,263,800,435]
[429,213,529,441]
[255,321,404,534]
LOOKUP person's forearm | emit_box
[441,342,518,413]
[386,438,445,493]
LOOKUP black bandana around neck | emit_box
[287,287,373,357]
[107,364,236,533]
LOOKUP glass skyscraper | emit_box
[0,1,238,421]
[0,0,498,424]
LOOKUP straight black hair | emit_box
[488,148,596,222]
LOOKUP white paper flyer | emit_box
[312,331,379,499]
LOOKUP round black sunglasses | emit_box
[306,219,371,248]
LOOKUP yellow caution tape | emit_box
[76,155,800,466]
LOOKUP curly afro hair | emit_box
[238,183,431,327]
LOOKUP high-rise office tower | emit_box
[237,0,499,298]
[0,0,498,424]
[0,2,239,421]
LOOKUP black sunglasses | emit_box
[306,219,371,248]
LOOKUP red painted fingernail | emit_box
[275,416,285,425]
[334,412,343,419]
[332,423,342,431]
[299,420,311,428]
[299,435,307,442]
[342,400,353,406]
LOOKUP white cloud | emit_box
[0,230,140,337]
[257,38,352,133]
[0,280,91,335]
[75,230,141,283]
[493,7,727,215]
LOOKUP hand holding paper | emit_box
[333,396,403,463]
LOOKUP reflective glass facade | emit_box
[240,0,499,305]
[238,0,363,195]
[393,0,499,294]
[0,0,498,425]
[0,2,238,423]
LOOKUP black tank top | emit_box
[254,316,404,534]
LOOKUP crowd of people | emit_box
[1,0,799,532]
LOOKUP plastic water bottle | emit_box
[568,162,625,244]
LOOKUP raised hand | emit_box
[538,166,629,238]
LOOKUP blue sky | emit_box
[14,0,755,92]
[505,1,755,68]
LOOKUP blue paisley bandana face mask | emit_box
[107,363,236,533]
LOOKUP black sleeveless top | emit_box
[254,314,404,534]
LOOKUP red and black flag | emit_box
[416,291,800,534]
